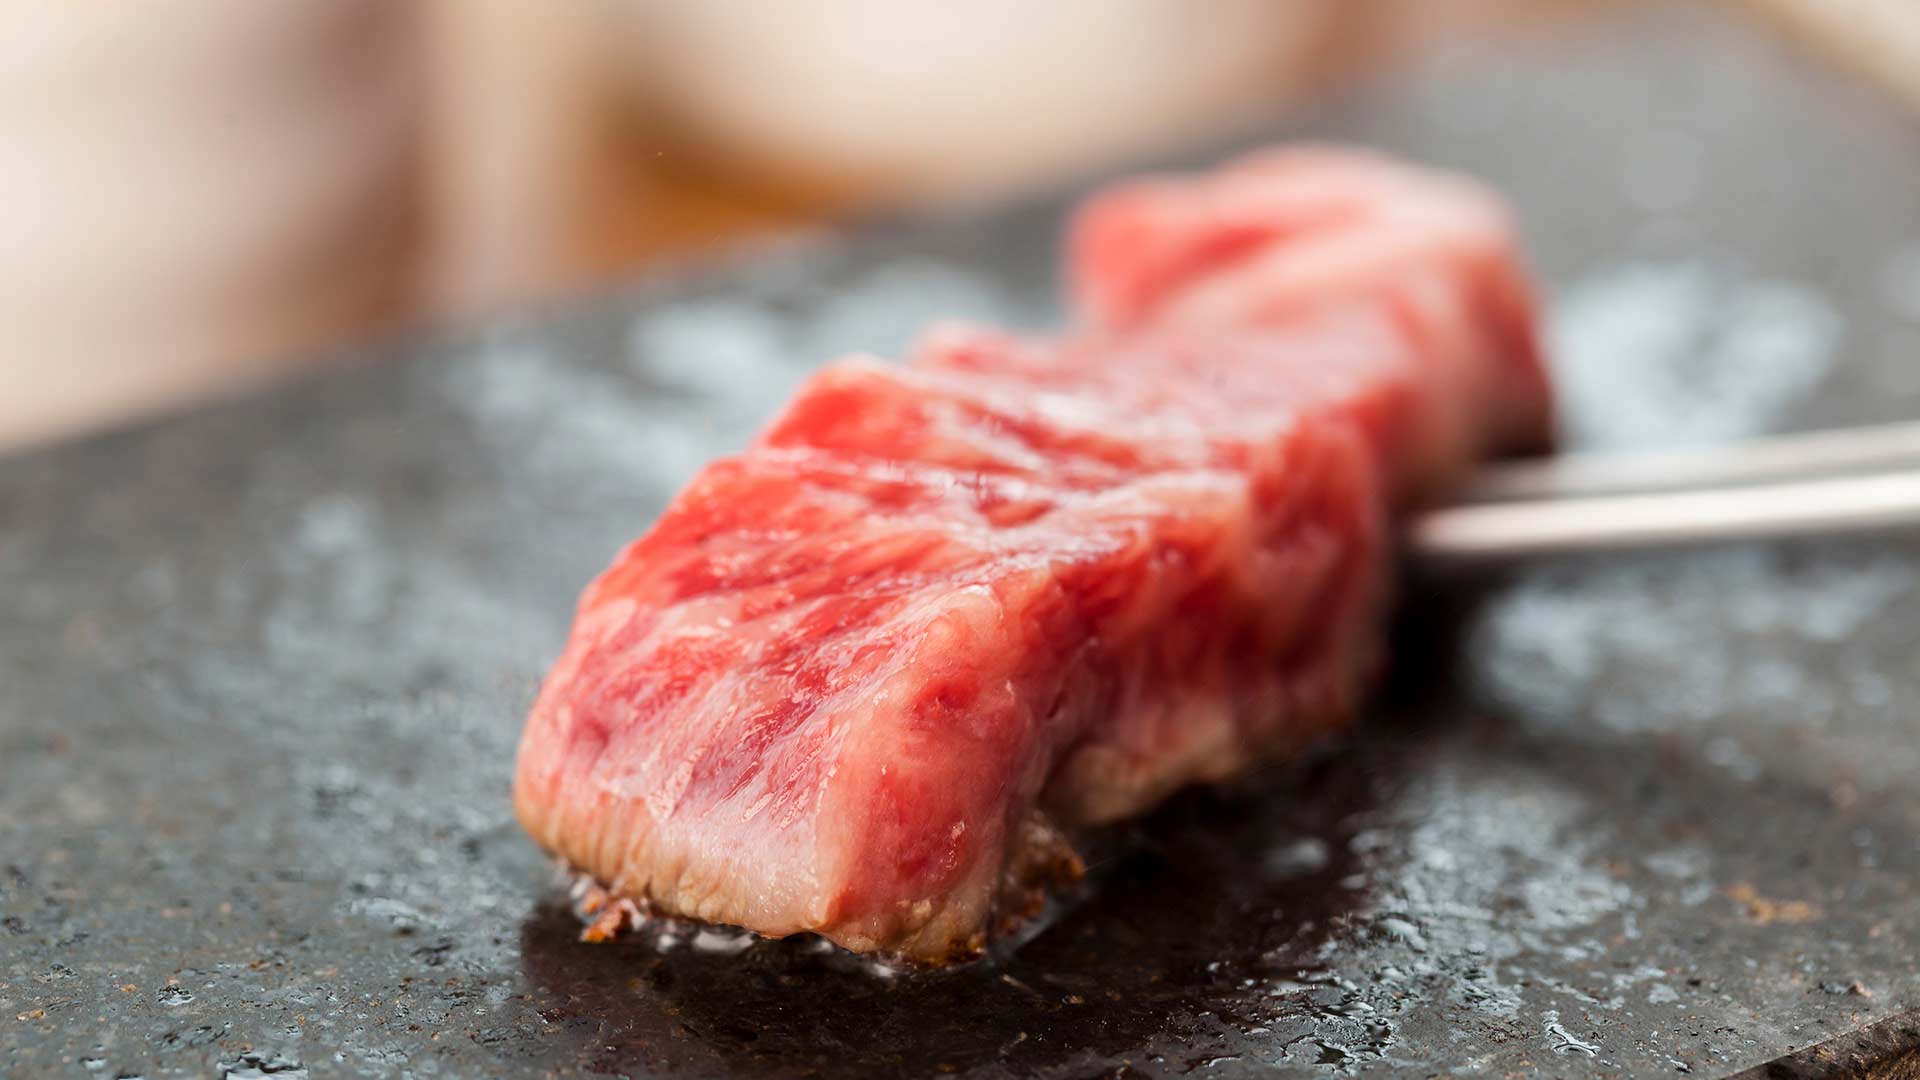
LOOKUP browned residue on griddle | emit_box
[1724,882,1823,925]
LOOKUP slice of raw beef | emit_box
[513,146,1553,964]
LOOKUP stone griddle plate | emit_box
[4,3,1919,1077]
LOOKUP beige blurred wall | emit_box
[0,3,424,453]
[0,0,1910,454]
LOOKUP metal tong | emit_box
[1411,420,1920,561]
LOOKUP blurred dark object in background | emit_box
[0,0,1911,453]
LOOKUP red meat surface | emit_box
[514,146,1554,963]
[1070,145,1552,466]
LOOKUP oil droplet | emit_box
[690,928,756,955]
[219,1053,310,1080]
[1548,1021,1600,1056]
[1262,837,1330,880]
[1376,916,1429,952]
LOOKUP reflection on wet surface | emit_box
[511,577,1920,1077]
[514,607,1434,1077]
[519,754,1381,1079]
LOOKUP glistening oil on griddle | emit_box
[3,3,1920,1077]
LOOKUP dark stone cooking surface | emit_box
[4,4,1919,1076]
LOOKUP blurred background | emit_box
[3,0,1914,454]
